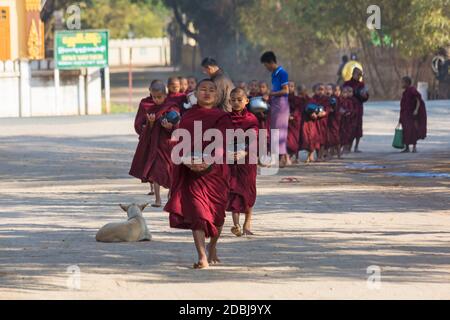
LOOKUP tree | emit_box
[163,0,253,73]
[239,0,450,98]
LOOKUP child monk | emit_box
[167,76,187,108]
[287,81,302,164]
[132,81,157,195]
[326,84,342,159]
[339,87,357,153]
[311,83,329,161]
[255,80,271,156]
[301,92,320,163]
[179,77,189,93]
[129,81,180,207]
[398,76,427,153]
[227,88,259,237]
[248,80,260,98]
[164,79,234,269]
[187,76,197,93]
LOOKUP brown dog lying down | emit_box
[96,203,151,242]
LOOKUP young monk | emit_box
[311,83,329,161]
[179,77,189,93]
[164,79,234,269]
[344,68,369,153]
[301,98,321,163]
[399,76,427,153]
[327,84,342,159]
[227,88,259,236]
[132,81,157,195]
[248,80,260,98]
[129,81,180,207]
[187,76,197,93]
[287,81,302,164]
[339,87,355,153]
[255,80,271,158]
[167,76,187,108]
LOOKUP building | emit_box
[0,0,45,61]
[0,0,102,118]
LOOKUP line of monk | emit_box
[128,68,427,269]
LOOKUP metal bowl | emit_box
[161,110,180,124]
[248,96,270,114]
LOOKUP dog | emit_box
[96,203,151,242]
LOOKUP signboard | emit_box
[55,30,109,69]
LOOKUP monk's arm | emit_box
[413,98,420,116]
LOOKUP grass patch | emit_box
[102,102,137,114]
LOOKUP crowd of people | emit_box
[127,51,427,269]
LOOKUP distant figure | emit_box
[260,51,290,167]
[201,57,235,112]
[344,68,369,153]
[399,76,427,153]
[337,55,349,85]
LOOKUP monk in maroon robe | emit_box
[327,85,342,159]
[227,88,259,237]
[399,76,427,153]
[344,68,369,152]
[339,87,357,151]
[179,76,189,94]
[287,81,303,163]
[167,76,187,109]
[255,81,271,163]
[301,94,321,163]
[164,79,234,269]
[187,76,197,93]
[311,83,329,161]
[129,81,180,207]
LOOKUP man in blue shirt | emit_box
[260,51,290,167]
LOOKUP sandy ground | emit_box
[0,100,449,300]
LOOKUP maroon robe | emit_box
[287,94,303,155]
[164,105,234,238]
[134,96,153,135]
[344,79,369,139]
[167,92,187,109]
[339,97,357,146]
[327,96,342,147]
[301,97,321,152]
[400,86,427,145]
[312,95,330,147]
[227,108,259,213]
[129,99,179,189]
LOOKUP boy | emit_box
[167,77,187,109]
[287,81,302,164]
[227,88,259,236]
[129,81,180,207]
[179,77,189,93]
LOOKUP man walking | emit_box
[201,57,235,112]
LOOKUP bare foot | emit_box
[242,229,254,236]
[151,202,161,208]
[231,224,242,237]
[147,192,155,195]
[207,245,221,265]
[193,260,209,269]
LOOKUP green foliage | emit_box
[79,0,169,38]
[239,0,450,60]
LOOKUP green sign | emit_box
[55,30,109,69]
